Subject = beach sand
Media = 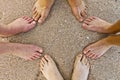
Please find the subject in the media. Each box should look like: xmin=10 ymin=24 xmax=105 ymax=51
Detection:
xmin=0 ymin=0 xmax=120 ymax=80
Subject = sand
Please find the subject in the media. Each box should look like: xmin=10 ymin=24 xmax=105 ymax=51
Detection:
xmin=0 ymin=0 xmax=120 ymax=80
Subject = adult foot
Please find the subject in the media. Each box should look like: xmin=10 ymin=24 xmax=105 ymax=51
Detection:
xmin=40 ymin=55 xmax=64 ymax=80
xmin=0 ymin=16 xmax=36 ymax=37
xmin=83 ymin=38 xmax=112 ymax=59
xmin=68 ymin=0 xmax=87 ymax=22
xmin=32 ymin=0 xmax=54 ymax=24
xmin=0 ymin=42 xmax=43 ymax=60
xmin=82 ymin=16 xmax=112 ymax=33
xmin=72 ymin=54 xmax=90 ymax=80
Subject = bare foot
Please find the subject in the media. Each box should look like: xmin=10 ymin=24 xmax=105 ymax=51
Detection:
xmin=82 ymin=16 xmax=112 ymax=33
xmin=32 ymin=0 xmax=54 ymax=24
xmin=72 ymin=54 xmax=90 ymax=80
xmin=0 ymin=42 xmax=43 ymax=60
xmin=68 ymin=0 xmax=87 ymax=22
xmin=40 ymin=55 xmax=64 ymax=80
xmin=83 ymin=38 xmax=112 ymax=59
xmin=0 ymin=16 xmax=36 ymax=37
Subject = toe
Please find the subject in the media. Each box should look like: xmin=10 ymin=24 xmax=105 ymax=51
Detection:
xmin=81 ymin=55 xmax=88 ymax=65
xmin=44 ymin=55 xmax=53 ymax=62
xmin=35 ymin=47 xmax=43 ymax=53
xmin=82 ymin=23 xmax=89 ymax=29
xmin=40 ymin=60 xmax=44 ymax=69
xmin=32 ymin=56 xmax=39 ymax=59
xmin=88 ymin=16 xmax=96 ymax=20
xmin=81 ymin=11 xmax=87 ymax=18
xmin=38 ymin=9 xmax=49 ymax=24
xmin=30 ymin=57 xmax=35 ymax=60
xmin=86 ymin=52 xmax=92 ymax=57
xmin=40 ymin=59 xmax=45 ymax=66
xmin=42 ymin=57 xmax=48 ymax=64
xmin=83 ymin=47 xmax=90 ymax=54
xmin=76 ymin=53 xmax=83 ymax=63
xmin=84 ymin=20 xmax=91 ymax=25
xmin=35 ymin=52 xmax=41 ymax=57
xmin=28 ymin=18 xmax=34 ymax=23
xmin=22 ymin=21 xmax=36 ymax=32
xmin=32 ymin=6 xmax=36 ymax=12
xmin=72 ymin=8 xmax=83 ymax=22
xmin=33 ymin=12 xmax=39 ymax=21
xmin=85 ymin=18 xmax=92 ymax=22
xmin=92 ymin=55 xmax=97 ymax=59
xmin=89 ymin=53 xmax=95 ymax=58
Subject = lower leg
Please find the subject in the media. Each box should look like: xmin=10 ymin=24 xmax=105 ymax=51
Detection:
xmin=107 ymin=20 xmax=120 ymax=33
xmin=106 ymin=35 xmax=120 ymax=46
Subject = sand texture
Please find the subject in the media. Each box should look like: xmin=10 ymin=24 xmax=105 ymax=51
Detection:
xmin=0 ymin=0 xmax=120 ymax=80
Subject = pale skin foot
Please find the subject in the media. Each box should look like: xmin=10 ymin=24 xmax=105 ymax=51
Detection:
xmin=82 ymin=16 xmax=112 ymax=33
xmin=40 ymin=55 xmax=64 ymax=80
xmin=68 ymin=0 xmax=87 ymax=22
xmin=0 ymin=42 xmax=43 ymax=60
xmin=0 ymin=16 xmax=36 ymax=37
xmin=72 ymin=54 xmax=90 ymax=80
xmin=32 ymin=0 xmax=54 ymax=24
xmin=83 ymin=38 xmax=112 ymax=59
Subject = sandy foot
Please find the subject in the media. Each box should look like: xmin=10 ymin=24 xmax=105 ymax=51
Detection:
xmin=72 ymin=54 xmax=90 ymax=80
xmin=32 ymin=0 xmax=54 ymax=24
xmin=0 ymin=42 xmax=43 ymax=60
xmin=0 ymin=16 xmax=36 ymax=37
xmin=83 ymin=38 xmax=112 ymax=59
xmin=68 ymin=0 xmax=87 ymax=22
xmin=40 ymin=55 xmax=64 ymax=80
xmin=82 ymin=16 xmax=112 ymax=33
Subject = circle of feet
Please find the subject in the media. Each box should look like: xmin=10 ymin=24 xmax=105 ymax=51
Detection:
xmin=0 ymin=0 xmax=120 ymax=80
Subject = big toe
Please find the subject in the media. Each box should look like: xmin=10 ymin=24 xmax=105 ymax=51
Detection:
xmin=38 ymin=10 xmax=48 ymax=24
xmin=23 ymin=21 xmax=36 ymax=32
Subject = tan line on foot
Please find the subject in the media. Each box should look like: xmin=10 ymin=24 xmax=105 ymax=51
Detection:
xmin=72 ymin=53 xmax=90 ymax=80
xmin=40 ymin=55 xmax=64 ymax=80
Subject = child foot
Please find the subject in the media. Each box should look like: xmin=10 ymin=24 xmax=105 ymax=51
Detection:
xmin=40 ymin=55 xmax=64 ymax=80
xmin=68 ymin=0 xmax=87 ymax=22
xmin=72 ymin=54 xmax=90 ymax=80
xmin=82 ymin=16 xmax=112 ymax=33
xmin=32 ymin=0 xmax=54 ymax=24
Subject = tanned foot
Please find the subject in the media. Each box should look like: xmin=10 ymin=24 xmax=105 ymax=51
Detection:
xmin=83 ymin=38 xmax=112 ymax=59
xmin=32 ymin=0 xmax=54 ymax=24
xmin=72 ymin=54 xmax=90 ymax=80
xmin=0 ymin=42 xmax=43 ymax=60
xmin=82 ymin=16 xmax=112 ymax=33
xmin=40 ymin=55 xmax=64 ymax=80
xmin=68 ymin=0 xmax=87 ymax=22
xmin=0 ymin=16 xmax=36 ymax=37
